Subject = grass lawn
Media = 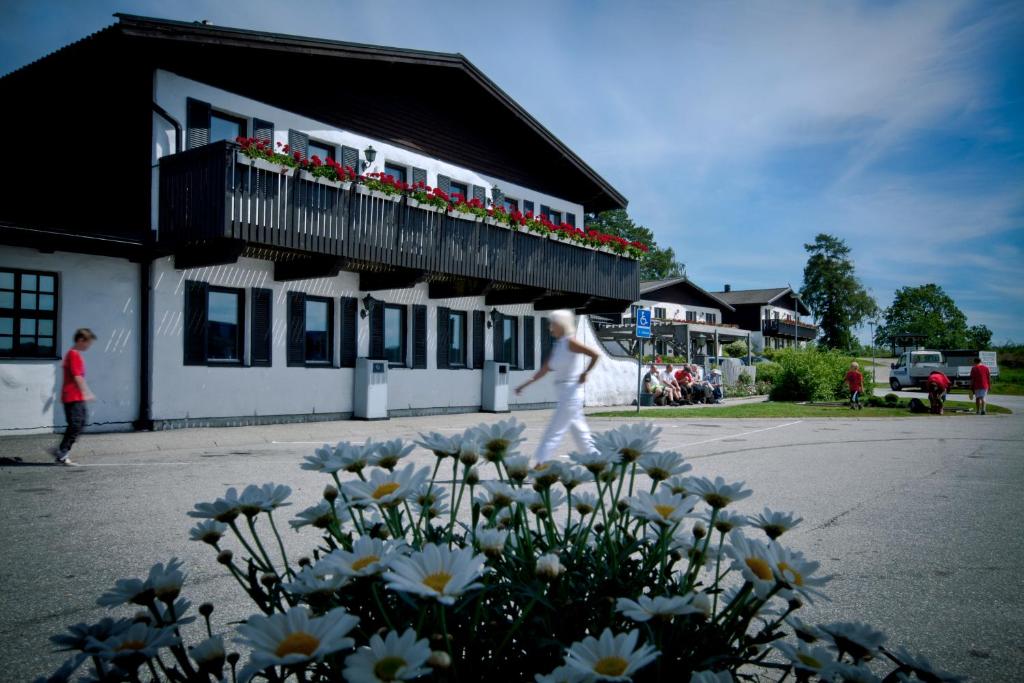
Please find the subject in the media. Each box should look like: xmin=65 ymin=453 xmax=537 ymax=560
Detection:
xmin=991 ymin=367 xmax=1024 ymax=396
xmin=591 ymin=399 xmax=1011 ymax=419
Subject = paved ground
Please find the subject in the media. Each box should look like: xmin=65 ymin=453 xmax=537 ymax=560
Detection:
xmin=1 ymin=396 xmax=1022 ymax=681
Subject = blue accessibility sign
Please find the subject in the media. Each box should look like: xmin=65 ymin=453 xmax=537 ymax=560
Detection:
xmin=635 ymin=309 xmax=652 ymax=338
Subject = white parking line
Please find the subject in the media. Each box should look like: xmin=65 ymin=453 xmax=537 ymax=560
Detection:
xmin=680 ymin=421 xmax=802 ymax=447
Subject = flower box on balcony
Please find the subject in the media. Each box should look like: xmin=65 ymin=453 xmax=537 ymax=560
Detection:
xmin=354 ymin=185 xmax=402 ymax=203
xmin=408 ymin=199 xmax=441 ymax=213
xmin=236 ymin=151 xmax=296 ymax=177
xmin=296 ymin=168 xmax=352 ymax=191
xmin=451 ymin=210 xmax=482 ymax=222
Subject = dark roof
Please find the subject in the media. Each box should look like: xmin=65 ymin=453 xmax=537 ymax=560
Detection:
xmin=712 ymin=286 xmax=811 ymax=314
xmin=2 ymin=14 xmax=626 ymax=213
xmin=639 ymin=277 xmax=735 ymax=312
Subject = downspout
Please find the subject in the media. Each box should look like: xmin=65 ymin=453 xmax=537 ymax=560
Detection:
xmin=133 ymin=103 xmax=182 ymax=430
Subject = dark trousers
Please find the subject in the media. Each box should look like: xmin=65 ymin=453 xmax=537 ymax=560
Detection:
xmin=60 ymin=401 xmax=87 ymax=452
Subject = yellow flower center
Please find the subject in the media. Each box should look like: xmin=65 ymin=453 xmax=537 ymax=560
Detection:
xmin=373 ymin=656 xmax=408 ymax=680
xmin=275 ymin=631 xmax=320 ymax=658
xmin=422 ymin=571 xmax=452 ymax=594
xmin=351 ymin=555 xmax=380 ymax=572
xmin=654 ymin=504 xmax=676 ymax=519
xmin=777 ymin=561 xmax=804 ymax=586
xmin=745 ymin=557 xmax=773 ymax=581
xmin=372 ymin=482 xmax=401 ymax=500
xmin=797 ymin=653 xmax=822 ymax=668
xmin=116 ymin=640 xmax=147 ymax=652
xmin=593 ymin=656 xmax=629 ymax=676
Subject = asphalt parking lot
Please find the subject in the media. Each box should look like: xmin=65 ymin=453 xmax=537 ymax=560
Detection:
xmin=1 ymin=397 xmax=1022 ymax=681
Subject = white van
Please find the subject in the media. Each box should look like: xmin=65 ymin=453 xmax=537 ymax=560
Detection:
xmin=889 ymin=350 xmax=998 ymax=391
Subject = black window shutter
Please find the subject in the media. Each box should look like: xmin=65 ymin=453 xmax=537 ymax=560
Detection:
xmin=523 ymin=199 xmax=535 ymax=215
xmin=523 ymin=316 xmax=536 ymax=370
xmin=411 ymin=167 xmax=427 ymax=187
xmin=369 ymin=303 xmax=385 ymax=359
xmin=412 ymin=304 xmax=427 ymax=369
xmin=253 ymin=118 xmax=274 ymax=145
xmin=288 ymin=130 xmax=309 ymax=159
xmin=183 ymin=280 xmax=209 ymax=365
xmin=540 ymin=316 xmax=553 ymax=364
xmin=436 ymin=306 xmax=450 ymax=370
xmin=186 ymin=98 xmax=211 ymax=150
xmin=339 ymin=297 xmax=358 ymax=368
xmin=471 ymin=185 xmax=487 ymax=205
xmin=341 ymin=146 xmax=360 ymax=173
xmin=287 ymin=292 xmax=306 ymax=366
xmin=251 ymin=288 xmax=273 ymax=367
xmin=472 ymin=310 xmax=485 ymax=369
xmin=436 ymin=175 xmax=452 ymax=195
xmin=566 ymin=213 xmax=576 ymax=227
xmin=492 ymin=312 xmax=504 ymax=363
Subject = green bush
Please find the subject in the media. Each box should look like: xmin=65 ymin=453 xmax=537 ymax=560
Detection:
xmin=866 ymin=396 xmax=885 ymax=407
xmin=755 ymin=361 xmax=781 ymax=386
xmin=762 ymin=347 xmax=777 ymax=360
xmin=768 ymin=348 xmax=875 ymax=402
xmin=737 ymin=369 xmax=753 ymax=386
xmin=724 ymin=340 xmax=748 ymax=358
xmin=884 ymin=392 xmax=899 ymax=405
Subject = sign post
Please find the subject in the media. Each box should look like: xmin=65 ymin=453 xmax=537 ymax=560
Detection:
xmin=635 ymin=309 xmax=651 ymax=413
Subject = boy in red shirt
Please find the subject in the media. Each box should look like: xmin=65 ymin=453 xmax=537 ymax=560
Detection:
xmin=969 ymin=357 xmax=991 ymax=416
xmin=53 ymin=328 xmax=97 ymax=465
xmin=926 ymin=370 xmax=950 ymax=415
xmin=844 ymin=361 xmax=864 ymax=410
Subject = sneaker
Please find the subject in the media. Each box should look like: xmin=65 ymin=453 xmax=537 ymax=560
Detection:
xmin=981 ymin=410 xmax=987 ymax=415
xmin=48 ymin=447 xmax=63 ymax=462
xmin=60 ymin=457 xmax=80 ymax=466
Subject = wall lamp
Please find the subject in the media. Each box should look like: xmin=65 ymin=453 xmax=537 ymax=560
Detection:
xmin=361 ymin=145 xmax=377 ymax=171
xmin=360 ymin=293 xmax=377 ymax=319
xmin=487 ymin=307 xmax=499 ymax=329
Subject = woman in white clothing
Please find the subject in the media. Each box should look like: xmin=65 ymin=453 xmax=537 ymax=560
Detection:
xmin=514 ymin=310 xmax=600 ymax=464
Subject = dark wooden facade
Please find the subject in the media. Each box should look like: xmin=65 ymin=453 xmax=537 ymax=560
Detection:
xmin=762 ymin=318 xmax=818 ymax=340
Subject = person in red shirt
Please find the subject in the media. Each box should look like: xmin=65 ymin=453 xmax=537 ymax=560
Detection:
xmin=53 ymin=328 xmax=97 ymax=465
xmin=969 ymin=357 xmax=992 ymax=415
xmin=844 ymin=362 xmax=864 ymax=410
xmin=926 ymin=370 xmax=950 ymax=415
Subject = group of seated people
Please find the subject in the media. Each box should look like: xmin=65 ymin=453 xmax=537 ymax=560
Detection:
xmin=642 ymin=362 xmax=723 ymax=406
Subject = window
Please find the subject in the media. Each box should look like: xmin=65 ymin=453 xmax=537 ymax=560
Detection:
xmin=384 ymin=304 xmax=406 ymax=366
xmin=308 ymin=139 xmax=336 ymax=162
xmin=210 ymin=111 xmax=247 ymax=144
xmin=305 ymin=297 xmax=332 ymax=364
xmin=206 ymin=288 xmax=243 ymax=362
xmin=503 ymin=197 xmax=519 ymax=212
xmin=384 ymin=163 xmax=407 ymax=183
xmin=449 ymin=181 xmax=469 ymax=201
xmin=501 ymin=316 xmax=518 ymax=367
xmin=685 ymin=310 xmax=696 ymax=322
xmin=654 ymin=307 xmax=667 ymax=320
xmin=0 ymin=269 xmax=58 ymax=358
xmin=773 ymin=311 xmax=780 ymax=320
xmin=707 ymin=313 xmax=717 ymax=324
xmin=448 ymin=310 xmax=467 ymax=367
xmin=540 ymin=205 xmax=561 ymax=224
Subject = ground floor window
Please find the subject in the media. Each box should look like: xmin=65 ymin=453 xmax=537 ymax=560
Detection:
xmin=207 ymin=287 xmax=244 ymax=362
xmin=384 ymin=304 xmax=406 ymax=366
xmin=448 ymin=310 xmax=467 ymax=367
xmin=305 ymin=297 xmax=332 ymax=364
xmin=500 ymin=315 xmax=518 ymax=367
xmin=0 ymin=268 xmax=58 ymax=358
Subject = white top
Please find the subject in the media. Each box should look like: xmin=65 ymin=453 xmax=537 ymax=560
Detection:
xmin=547 ymin=336 xmax=583 ymax=386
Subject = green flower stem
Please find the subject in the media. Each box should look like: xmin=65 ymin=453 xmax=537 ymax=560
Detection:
xmin=541 ymin=489 xmax=559 ymax=546
xmin=371 ymin=583 xmax=396 ymax=631
xmin=417 ymin=458 xmax=446 ymax=535
xmin=403 ymin=499 xmax=422 ymax=545
xmin=332 ymin=473 xmax=366 ymax=536
xmin=494 ymin=597 xmax=537 ymax=660
xmin=712 ymin=531 xmax=726 ymax=616
xmin=227 ymin=520 xmax=271 ymax=573
xmin=246 ymin=516 xmax=278 ymax=576
xmin=267 ymin=513 xmax=293 ymax=579
xmin=447 ymin=458 xmax=459 ymax=531
xmin=628 ymin=461 xmax=638 ymax=498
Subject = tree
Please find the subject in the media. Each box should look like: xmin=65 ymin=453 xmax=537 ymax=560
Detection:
xmin=584 ymin=209 xmax=684 ymax=281
xmin=724 ymin=340 xmax=748 ymax=357
xmin=875 ymin=284 xmax=969 ymax=350
xmin=966 ymin=324 xmax=993 ymax=350
xmin=799 ymin=234 xmax=877 ymax=350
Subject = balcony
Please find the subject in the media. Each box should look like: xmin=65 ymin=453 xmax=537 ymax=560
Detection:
xmin=762 ymin=318 xmax=817 ymax=340
xmin=158 ymin=142 xmax=638 ymax=308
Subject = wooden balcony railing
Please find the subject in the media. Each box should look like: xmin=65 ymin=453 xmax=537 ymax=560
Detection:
xmin=762 ymin=318 xmax=818 ymax=340
xmin=158 ymin=141 xmax=638 ymax=303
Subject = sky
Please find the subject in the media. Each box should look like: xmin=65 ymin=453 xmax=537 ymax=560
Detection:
xmin=2 ymin=0 xmax=1022 ymax=343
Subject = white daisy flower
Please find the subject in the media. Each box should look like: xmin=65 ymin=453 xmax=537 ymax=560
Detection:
xmin=189 ymin=520 xmax=227 ymax=545
xmin=371 ymin=439 xmax=416 ymax=470
xmin=772 ymin=546 xmax=831 ymax=603
xmin=235 ymin=606 xmax=359 ymax=673
xmin=282 ymin=566 xmax=348 ymax=597
xmin=476 ymin=481 xmax=516 ymax=509
xmin=474 ymin=526 xmax=509 ymax=557
xmin=638 ymin=451 xmax=691 ymax=482
xmin=592 ymin=423 xmax=662 ymax=463
xmin=88 ymin=622 xmax=179 ymax=662
xmin=347 ymin=463 xmax=428 ymax=508
xmin=415 ymin=431 xmax=459 ymax=459
xmin=536 ymin=664 xmax=590 ymax=682
xmin=662 ymin=475 xmax=693 ymax=496
xmin=343 ymin=628 xmax=431 ymax=683
xmin=559 ymin=465 xmax=589 ymax=490
xmin=300 ymin=444 xmax=343 ymax=473
xmin=320 ymin=538 xmax=403 ymax=577
xmin=564 ymin=628 xmax=659 ymax=681
xmin=289 ymin=500 xmax=338 ymax=530
xmin=504 ymin=454 xmax=532 ymax=481
xmin=629 ymin=490 xmax=699 ymax=526
xmin=530 ymin=460 xmax=567 ymax=488
xmin=709 ymin=509 xmax=747 ymax=535
xmin=536 ymin=553 xmax=566 ymax=579
xmin=686 ymin=476 xmax=753 ymax=509
xmin=748 ymin=508 xmax=803 ymax=541
xmin=569 ymin=449 xmax=619 ymax=475
xmin=189 ymin=634 xmax=226 ymax=671
xmin=413 ymin=484 xmax=449 ymax=510
xmin=723 ymin=531 xmax=777 ymax=598
xmin=773 ymin=640 xmax=836 ymax=674
xmin=474 ymin=417 xmax=527 ymax=461
xmin=690 ymin=671 xmax=734 ymax=683
xmin=188 ymin=487 xmax=243 ymax=523
xmin=51 ymin=617 xmax=133 ymax=652
xmin=888 ymin=647 xmax=964 ymax=682
xmin=96 ymin=558 xmax=184 ymax=608
xmin=382 ymin=543 xmax=486 ymax=605
xmin=147 ymin=558 xmax=186 ymax=603
xmin=572 ymin=491 xmax=598 ymax=516
xmin=616 ymin=594 xmax=696 ymax=622
xmin=525 ymin=489 xmax=567 ymax=517
xmin=786 ymin=615 xmax=826 ymax=643
xmin=821 ymin=661 xmax=880 ymax=683
xmin=153 ymin=597 xmax=195 ymax=626
xmin=818 ymin=622 xmax=887 ymax=661
xmin=238 ymin=483 xmax=292 ymax=516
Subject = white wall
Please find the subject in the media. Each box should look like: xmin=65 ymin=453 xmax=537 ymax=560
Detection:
xmin=0 ymin=247 xmax=139 ymax=434
xmin=630 ymin=299 xmax=722 ymax=324
xmin=577 ymin=316 xmax=639 ymax=407
xmin=152 ymin=70 xmax=584 ymax=232
xmin=150 ymin=256 xmax=560 ymax=422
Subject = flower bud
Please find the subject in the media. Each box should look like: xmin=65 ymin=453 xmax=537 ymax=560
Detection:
xmin=216 ymin=549 xmax=234 ymax=565
xmin=535 ymin=553 xmax=566 ymax=580
xmin=693 ymin=522 xmax=707 ymax=540
xmin=428 ymin=650 xmax=452 ymax=668
xmin=260 ymin=573 xmax=278 ymax=588
xmin=227 ymin=652 xmax=240 ymax=667
xmin=297 ymin=557 xmax=311 ymax=568
xmin=323 ymin=485 xmax=339 ymax=503
xmin=199 ymin=602 xmax=215 ymax=618
xmin=465 ymin=467 xmax=480 ymax=486
xmin=369 ymin=523 xmax=390 ymax=540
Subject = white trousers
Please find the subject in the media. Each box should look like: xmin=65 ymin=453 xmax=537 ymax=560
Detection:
xmin=534 ymin=388 xmax=594 ymax=463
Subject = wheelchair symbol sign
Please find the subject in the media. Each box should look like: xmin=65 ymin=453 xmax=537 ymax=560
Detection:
xmin=635 ymin=309 xmax=652 ymax=338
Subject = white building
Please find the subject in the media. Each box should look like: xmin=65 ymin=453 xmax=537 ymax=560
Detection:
xmin=0 ymin=15 xmax=639 ymax=434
